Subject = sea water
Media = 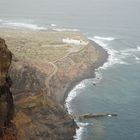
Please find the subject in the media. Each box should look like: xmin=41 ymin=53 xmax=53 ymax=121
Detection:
xmin=0 ymin=0 xmax=140 ymax=139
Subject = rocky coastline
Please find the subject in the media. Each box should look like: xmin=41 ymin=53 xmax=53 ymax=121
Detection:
xmin=0 ymin=28 xmax=108 ymax=140
xmin=63 ymin=40 xmax=108 ymax=105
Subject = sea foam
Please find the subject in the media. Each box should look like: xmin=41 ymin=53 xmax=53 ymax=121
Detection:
xmin=133 ymin=55 xmax=140 ymax=61
xmin=94 ymin=36 xmax=115 ymax=41
xmin=65 ymin=81 xmax=86 ymax=114
xmin=2 ymin=22 xmax=47 ymax=30
xmin=89 ymin=36 xmax=129 ymax=70
xmin=136 ymin=45 xmax=140 ymax=50
xmin=51 ymin=24 xmax=56 ymax=27
xmin=88 ymin=36 xmax=140 ymax=83
xmin=65 ymin=79 xmax=92 ymax=140
xmin=74 ymin=122 xmax=89 ymax=140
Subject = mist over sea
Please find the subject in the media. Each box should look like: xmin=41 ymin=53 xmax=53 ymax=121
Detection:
xmin=0 ymin=0 xmax=140 ymax=139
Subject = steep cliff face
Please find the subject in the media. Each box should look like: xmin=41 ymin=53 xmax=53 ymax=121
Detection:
xmin=0 ymin=38 xmax=16 ymax=140
xmin=14 ymin=94 xmax=77 ymax=140
xmin=0 ymin=38 xmax=77 ymax=140
xmin=9 ymin=61 xmax=77 ymax=140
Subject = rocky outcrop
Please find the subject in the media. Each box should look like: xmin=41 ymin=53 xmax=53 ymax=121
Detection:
xmin=0 ymin=38 xmax=16 ymax=140
xmin=14 ymin=94 xmax=77 ymax=140
xmin=9 ymin=61 xmax=78 ymax=140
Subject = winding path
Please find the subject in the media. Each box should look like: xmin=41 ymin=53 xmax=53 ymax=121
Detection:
xmin=45 ymin=43 xmax=87 ymax=96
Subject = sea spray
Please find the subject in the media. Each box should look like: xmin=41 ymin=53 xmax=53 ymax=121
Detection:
xmin=51 ymin=24 xmax=56 ymax=27
xmin=1 ymin=22 xmax=47 ymax=30
xmin=65 ymin=80 xmax=91 ymax=140
xmin=0 ymin=19 xmax=81 ymax=32
xmin=74 ymin=122 xmax=89 ymax=140
xmin=65 ymin=81 xmax=86 ymax=114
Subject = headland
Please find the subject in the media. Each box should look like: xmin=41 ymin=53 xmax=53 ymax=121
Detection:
xmin=0 ymin=28 xmax=108 ymax=140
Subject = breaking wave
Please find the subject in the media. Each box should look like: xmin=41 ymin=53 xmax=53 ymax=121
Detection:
xmin=89 ymin=35 xmax=140 ymax=83
xmin=88 ymin=36 xmax=140 ymax=70
xmin=0 ymin=19 xmax=80 ymax=32
xmin=65 ymin=81 xmax=86 ymax=114
xmin=51 ymin=24 xmax=56 ymax=27
xmin=74 ymin=122 xmax=89 ymax=140
xmin=1 ymin=22 xmax=47 ymax=30
xmin=94 ymin=36 xmax=115 ymax=41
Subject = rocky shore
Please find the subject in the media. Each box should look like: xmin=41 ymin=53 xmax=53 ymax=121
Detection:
xmin=0 ymin=28 xmax=108 ymax=140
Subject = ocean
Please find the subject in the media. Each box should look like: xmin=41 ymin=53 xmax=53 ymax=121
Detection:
xmin=0 ymin=0 xmax=140 ymax=139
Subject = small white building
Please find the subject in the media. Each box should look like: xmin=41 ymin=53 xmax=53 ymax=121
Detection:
xmin=62 ymin=37 xmax=88 ymax=45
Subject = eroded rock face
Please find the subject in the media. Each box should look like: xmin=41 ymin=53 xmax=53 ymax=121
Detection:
xmin=0 ymin=38 xmax=16 ymax=140
xmin=14 ymin=94 xmax=77 ymax=140
xmin=0 ymin=38 xmax=12 ymax=85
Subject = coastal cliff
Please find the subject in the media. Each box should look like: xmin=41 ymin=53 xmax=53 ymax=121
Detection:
xmin=0 ymin=38 xmax=16 ymax=140
xmin=0 ymin=28 xmax=107 ymax=140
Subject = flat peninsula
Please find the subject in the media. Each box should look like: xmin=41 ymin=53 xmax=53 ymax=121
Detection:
xmin=0 ymin=28 xmax=108 ymax=140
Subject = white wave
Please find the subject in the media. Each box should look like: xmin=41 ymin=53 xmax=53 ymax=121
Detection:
xmin=74 ymin=126 xmax=84 ymax=140
xmin=2 ymin=22 xmax=47 ymax=30
xmin=74 ymin=122 xmax=89 ymax=140
xmin=121 ymin=47 xmax=140 ymax=53
xmin=89 ymin=36 xmax=129 ymax=70
xmin=51 ymin=24 xmax=56 ymax=27
xmin=133 ymin=55 xmax=140 ymax=61
xmin=135 ymin=57 xmax=140 ymax=61
xmin=0 ymin=19 xmax=3 ymax=22
xmin=65 ymin=81 xmax=86 ymax=114
xmin=89 ymin=37 xmax=107 ymax=47
xmin=90 ymin=36 xmax=140 ymax=70
xmin=101 ymin=48 xmax=129 ymax=70
xmin=94 ymin=36 xmax=115 ymax=41
xmin=53 ymin=28 xmax=79 ymax=32
xmin=77 ymin=122 xmax=89 ymax=127
xmin=65 ymin=80 xmax=91 ymax=140
xmin=136 ymin=45 xmax=140 ymax=50
xmin=92 ymin=70 xmax=103 ymax=84
xmin=88 ymin=36 xmax=115 ymax=47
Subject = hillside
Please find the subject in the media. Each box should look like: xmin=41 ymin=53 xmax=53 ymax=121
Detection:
xmin=0 ymin=28 xmax=107 ymax=140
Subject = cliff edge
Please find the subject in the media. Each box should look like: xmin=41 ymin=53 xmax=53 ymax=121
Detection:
xmin=0 ymin=38 xmax=16 ymax=140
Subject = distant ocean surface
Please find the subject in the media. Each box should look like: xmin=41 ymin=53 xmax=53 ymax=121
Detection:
xmin=0 ymin=0 xmax=140 ymax=139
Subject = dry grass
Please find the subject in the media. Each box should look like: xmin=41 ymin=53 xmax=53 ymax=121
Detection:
xmin=0 ymin=28 xmax=87 ymax=62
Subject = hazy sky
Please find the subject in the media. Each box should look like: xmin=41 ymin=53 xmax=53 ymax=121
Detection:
xmin=0 ymin=0 xmax=139 ymax=30
xmin=0 ymin=0 xmax=139 ymax=16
